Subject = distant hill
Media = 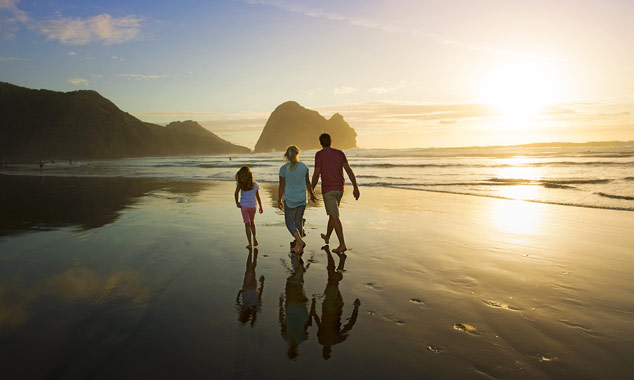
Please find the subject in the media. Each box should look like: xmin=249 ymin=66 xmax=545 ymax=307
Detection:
xmin=254 ymin=101 xmax=357 ymax=153
xmin=0 ymin=82 xmax=250 ymax=160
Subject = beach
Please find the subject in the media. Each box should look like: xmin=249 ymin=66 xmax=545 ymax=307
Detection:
xmin=1 ymin=174 xmax=633 ymax=379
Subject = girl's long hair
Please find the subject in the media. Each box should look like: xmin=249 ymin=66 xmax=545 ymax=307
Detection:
xmin=284 ymin=145 xmax=300 ymax=170
xmin=236 ymin=166 xmax=254 ymax=191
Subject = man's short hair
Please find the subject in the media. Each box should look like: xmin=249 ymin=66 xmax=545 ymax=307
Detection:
xmin=319 ymin=133 xmax=331 ymax=147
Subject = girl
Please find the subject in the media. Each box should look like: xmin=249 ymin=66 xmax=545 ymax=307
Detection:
xmin=235 ymin=166 xmax=263 ymax=248
xmin=277 ymin=145 xmax=317 ymax=254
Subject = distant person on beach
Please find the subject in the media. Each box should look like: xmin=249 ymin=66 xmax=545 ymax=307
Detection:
xmin=235 ymin=166 xmax=263 ymax=248
xmin=39 ymin=160 xmax=44 ymax=171
xmin=310 ymin=245 xmax=360 ymax=359
xmin=278 ymin=145 xmax=317 ymax=254
xmin=311 ymin=133 xmax=360 ymax=253
xmin=69 ymin=158 xmax=73 ymax=165
xmin=236 ymin=248 xmax=265 ymax=326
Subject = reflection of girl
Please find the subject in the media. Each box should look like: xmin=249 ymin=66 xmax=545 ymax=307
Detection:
xmin=279 ymin=254 xmax=312 ymax=359
xmin=236 ymin=248 xmax=264 ymax=326
xmin=277 ymin=146 xmax=317 ymax=254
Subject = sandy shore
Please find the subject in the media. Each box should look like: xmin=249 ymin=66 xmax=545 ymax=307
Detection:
xmin=1 ymin=175 xmax=633 ymax=379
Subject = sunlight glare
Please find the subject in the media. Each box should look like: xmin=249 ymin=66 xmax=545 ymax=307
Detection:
xmin=480 ymin=59 xmax=562 ymax=121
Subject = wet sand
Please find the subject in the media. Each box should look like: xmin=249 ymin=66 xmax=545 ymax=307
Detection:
xmin=1 ymin=175 xmax=633 ymax=379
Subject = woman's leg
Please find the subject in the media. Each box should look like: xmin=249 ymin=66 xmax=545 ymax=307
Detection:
xmin=295 ymin=204 xmax=306 ymax=238
xmin=284 ymin=202 xmax=298 ymax=236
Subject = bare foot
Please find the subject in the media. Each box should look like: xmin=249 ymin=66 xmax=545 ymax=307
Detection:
xmin=320 ymin=233 xmax=330 ymax=244
xmin=332 ymin=246 xmax=347 ymax=254
xmin=246 ymin=244 xmax=252 ymax=249
xmin=253 ymin=238 xmax=259 ymax=247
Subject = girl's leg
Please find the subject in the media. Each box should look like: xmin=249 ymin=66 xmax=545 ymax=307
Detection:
xmin=244 ymin=223 xmax=252 ymax=248
xmin=251 ymin=222 xmax=258 ymax=246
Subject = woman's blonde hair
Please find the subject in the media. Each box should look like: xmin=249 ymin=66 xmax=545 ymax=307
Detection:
xmin=235 ymin=166 xmax=254 ymax=191
xmin=284 ymin=145 xmax=300 ymax=169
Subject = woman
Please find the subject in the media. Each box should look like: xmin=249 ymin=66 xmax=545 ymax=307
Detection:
xmin=277 ymin=145 xmax=317 ymax=254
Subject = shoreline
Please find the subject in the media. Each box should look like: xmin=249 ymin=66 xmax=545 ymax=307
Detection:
xmin=2 ymin=172 xmax=633 ymax=213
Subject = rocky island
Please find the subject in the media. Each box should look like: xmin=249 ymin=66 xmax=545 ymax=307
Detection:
xmin=254 ymin=101 xmax=357 ymax=153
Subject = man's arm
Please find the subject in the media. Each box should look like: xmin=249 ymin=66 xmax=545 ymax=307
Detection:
xmin=343 ymin=162 xmax=360 ymax=200
xmin=311 ymin=166 xmax=321 ymax=191
xmin=305 ymin=172 xmax=317 ymax=202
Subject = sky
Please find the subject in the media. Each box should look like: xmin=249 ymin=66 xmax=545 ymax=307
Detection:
xmin=1 ymin=0 xmax=633 ymax=149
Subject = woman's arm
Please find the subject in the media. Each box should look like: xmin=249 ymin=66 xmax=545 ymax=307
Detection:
xmin=277 ymin=176 xmax=285 ymax=210
xmin=234 ymin=184 xmax=241 ymax=208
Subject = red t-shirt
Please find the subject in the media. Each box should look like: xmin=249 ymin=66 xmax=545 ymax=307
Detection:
xmin=315 ymin=148 xmax=348 ymax=194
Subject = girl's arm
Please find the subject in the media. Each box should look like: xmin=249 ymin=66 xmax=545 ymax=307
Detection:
xmin=277 ymin=176 xmax=285 ymax=210
xmin=305 ymin=172 xmax=317 ymax=202
xmin=234 ymin=184 xmax=241 ymax=208
xmin=256 ymin=190 xmax=263 ymax=213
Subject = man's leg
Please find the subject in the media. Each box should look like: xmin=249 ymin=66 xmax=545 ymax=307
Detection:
xmin=330 ymin=214 xmax=346 ymax=253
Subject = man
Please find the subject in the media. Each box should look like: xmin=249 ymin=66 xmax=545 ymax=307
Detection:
xmin=311 ymin=133 xmax=360 ymax=253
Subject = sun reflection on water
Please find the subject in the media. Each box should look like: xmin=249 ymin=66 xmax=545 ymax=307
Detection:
xmin=492 ymin=198 xmax=543 ymax=235
xmin=491 ymin=161 xmax=545 ymax=234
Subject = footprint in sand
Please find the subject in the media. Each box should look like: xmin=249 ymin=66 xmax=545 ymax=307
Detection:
xmin=364 ymin=282 xmax=383 ymax=291
xmin=426 ymin=345 xmax=443 ymax=353
xmin=453 ymin=323 xmax=480 ymax=335
xmin=537 ymin=353 xmax=558 ymax=362
xmin=367 ymin=310 xmax=405 ymax=325
xmin=410 ymin=298 xmax=426 ymax=306
xmin=482 ymin=299 xmax=522 ymax=311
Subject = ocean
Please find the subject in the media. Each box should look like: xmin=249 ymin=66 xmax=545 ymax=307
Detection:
xmin=3 ymin=143 xmax=633 ymax=211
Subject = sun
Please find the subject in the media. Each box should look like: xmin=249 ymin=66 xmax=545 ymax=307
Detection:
xmin=479 ymin=59 xmax=563 ymax=120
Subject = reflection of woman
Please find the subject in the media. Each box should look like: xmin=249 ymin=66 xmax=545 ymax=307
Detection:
xmin=277 ymin=146 xmax=317 ymax=254
xmin=236 ymin=248 xmax=264 ymax=326
xmin=279 ymin=254 xmax=312 ymax=359
xmin=311 ymin=246 xmax=361 ymax=360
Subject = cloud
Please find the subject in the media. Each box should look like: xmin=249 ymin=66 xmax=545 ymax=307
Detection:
xmin=0 ymin=55 xmax=27 ymax=62
xmin=368 ymin=81 xmax=412 ymax=95
xmin=333 ymin=86 xmax=357 ymax=95
xmin=39 ymin=14 xmax=142 ymax=45
xmin=1 ymin=1 xmax=143 ymax=45
xmin=240 ymin=0 xmax=564 ymax=63
xmin=0 ymin=0 xmax=28 ymax=24
xmin=112 ymin=55 xmax=125 ymax=61
xmin=68 ymin=51 xmax=76 ymax=56
xmin=117 ymin=73 xmax=167 ymax=80
xmin=68 ymin=77 xmax=88 ymax=86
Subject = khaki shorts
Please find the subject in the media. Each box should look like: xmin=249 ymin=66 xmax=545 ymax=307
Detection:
xmin=323 ymin=190 xmax=343 ymax=216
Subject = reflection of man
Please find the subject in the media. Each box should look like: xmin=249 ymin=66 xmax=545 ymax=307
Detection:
xmin=279 ymin=254 xmax=312 ymax=359
xmin=236 ymin=248 xmax=264 ymax=326
xmin=310 ymin=246 xmax=361 ymax=360
xmin=310 ymin=133 xmax=360 ymax=253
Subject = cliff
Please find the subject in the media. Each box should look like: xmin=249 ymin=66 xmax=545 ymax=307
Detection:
xmin=0 ymin=82 xmax=250 ymax=160
xmin=254 ymin=101 xmax=357 ymax=153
